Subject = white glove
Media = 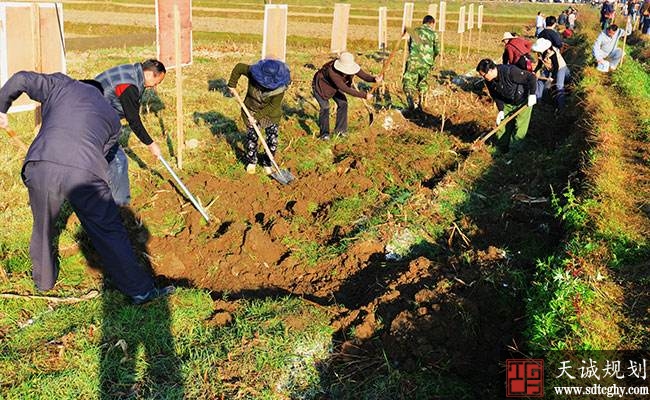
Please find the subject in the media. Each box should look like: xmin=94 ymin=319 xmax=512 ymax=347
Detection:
xmin=496 ymin=111 xmax=505 ymax=126
xmin=528 ymin=94 xmax=537 ymax=107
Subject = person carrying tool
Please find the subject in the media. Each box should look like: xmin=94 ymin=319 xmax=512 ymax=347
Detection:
xmin=94 ymin=59 xmax=166 ymax=206
xmin=592 ymin=24 xmax=624 ymax=72
xmin=501 ymin=32 xmax=534 ymax=72
xmin=402 ymin=15 xmax=439 ymax=112
xmin=228 ymin=58 xmax=291 ymax=175
xmin=312 ymin=52 xmax=381 ymax=140
xmin=476 ymin=59 xmax=537 ymax=153
xmin=532 ymin=38 xmax=570 ymax=112
xmin=0 ymin=71 xmax=173 ymax=304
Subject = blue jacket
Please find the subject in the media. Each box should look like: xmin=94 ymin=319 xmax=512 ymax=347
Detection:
xmin=0 ymin=72 xmax=121 ymax=182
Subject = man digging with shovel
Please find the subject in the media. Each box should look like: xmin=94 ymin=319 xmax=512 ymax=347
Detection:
xmin=94 ymin=59 xmax=167 ymax=206
xmin=312 ymin=52 xmax=382 ymax=140
xmin=0 ymin=71 xmax=173 ymax=304
xmin=228 ymin=58 xmax=291 ymax=177
xmin=402 ymin=15 xmax=440 ymax=113
xmin=476 ymin=58 xmax=537 ymax=154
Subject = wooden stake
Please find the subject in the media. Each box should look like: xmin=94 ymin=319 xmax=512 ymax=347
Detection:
xmin=621 ymin=16 xmax=630 ymax=66
xmin=439 ymin=1 xmax=447 ymax=66
xmin=174 ymin=4 xmax=184 ymax=169
xmin=457 ymin=6 xmax=466 ymax=62
xmin=467 ymin=4 xmax=474 ymax=59
xmin=378 ymin=6 xmax=388 ymax=51
xmin=400 ymin=2 xmax=414 ymax=80
xmin=477 ymin=5 xmax=484 ymax=55
xmin=31 ymin=4 xmax=43 ymax=131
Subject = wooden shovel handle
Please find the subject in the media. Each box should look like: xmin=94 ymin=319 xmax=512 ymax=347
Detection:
xmin=370 ymin=37 xmax=405 ymax=95
xmin=230 ymin=88 xmax=283 ymax=175
xmin=474 ymin=105 xmax=529 ymax=145
xmin=4 ymin=128 xmax=29 ymax=152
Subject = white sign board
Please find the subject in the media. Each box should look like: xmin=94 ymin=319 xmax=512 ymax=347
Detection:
xmin=378 ymin=6 xmax=388 ymax=50
xmin=457 ymin=6 xmax=466 ymax=34
xmin=428 ymin=3 xmax=438 ymax=20
xmin=262 ymin=4 xmax=288 ymax=62
xmin=331 ymin=3 xmax=351 ymax=53
xmin=467 ymin=4 xmax=474 ymax=30
xmin=439 ymin=1 xmax=447 ymax=32
xmin=401 ymin=2 xmax=414 ymax=32
xmin=0 ymin=2 xmax=66 ymax=113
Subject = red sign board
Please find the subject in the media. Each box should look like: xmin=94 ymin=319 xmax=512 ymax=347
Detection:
xmin=156 ymin=0 xmax=192 ymax=68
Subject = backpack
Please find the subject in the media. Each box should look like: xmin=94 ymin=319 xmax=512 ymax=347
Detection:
xmin=518 ymin=54 xmax=534 ymax=72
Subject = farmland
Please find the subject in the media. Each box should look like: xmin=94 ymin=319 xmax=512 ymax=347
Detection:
xmin=1 ymin=1 xmax=649 ymax=399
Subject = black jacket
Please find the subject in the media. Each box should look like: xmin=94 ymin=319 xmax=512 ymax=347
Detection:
xmin=538 ymin=28 xmax=564 ymax=49
xmin=0 ymin=72 xmax=121 ymax=182
xmin=485 ymin=65 xmax=537 ymax=111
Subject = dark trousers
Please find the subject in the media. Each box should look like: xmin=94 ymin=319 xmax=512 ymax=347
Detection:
xmin=313 ymin=85 xmax=348 ymax=136
xmin=246 ymin=124 xmax=279 ymax=167
xmin=22 ymin=161 xmax=154 ymax=297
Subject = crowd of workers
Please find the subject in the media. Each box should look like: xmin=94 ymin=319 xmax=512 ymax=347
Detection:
xmin=0 ymin=3 xmax=636 ymax=303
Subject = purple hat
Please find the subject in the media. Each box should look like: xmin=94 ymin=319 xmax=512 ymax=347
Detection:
xmin=250 ymin=59 xmax=291 ymax=90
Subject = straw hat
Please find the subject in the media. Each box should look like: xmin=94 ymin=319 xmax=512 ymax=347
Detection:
xmin=250 ymin=59 xmax=291 ymax=90
xmin=501 ymin=32 xmax=516 ymax=42
xmin=333 ymin=52 xmax=361 ymax=75
xmin=532 ymin=38 xmax=552 ymax=53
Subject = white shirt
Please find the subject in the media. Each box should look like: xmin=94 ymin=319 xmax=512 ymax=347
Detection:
xmin=592 ymin=30 xmax=623 ymax=60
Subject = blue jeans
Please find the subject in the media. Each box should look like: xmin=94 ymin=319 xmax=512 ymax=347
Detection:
xmin=107 ymin=146 xmax=130 ymax=206
xmin=536 ymin=66 xmax=570 ymax=110
xmin=606 ymin=48 xmax=624 ymax=68
xmin=643 ymin=16 xmax=650 ymax=34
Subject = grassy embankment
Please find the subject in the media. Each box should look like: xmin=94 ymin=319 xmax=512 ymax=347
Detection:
xmin=525 ymin=25 xmax=650 ymax=351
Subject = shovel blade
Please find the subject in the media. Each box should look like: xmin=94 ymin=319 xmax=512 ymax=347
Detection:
xmin=271 ymin=169 xmax=295 ymax=185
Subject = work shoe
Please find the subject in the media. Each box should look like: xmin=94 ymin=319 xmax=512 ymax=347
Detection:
xmin=263 ymin=166 xmax=273 ymax=175
xmin=131 ymin=285 xmax=175 ymax=305
xmin=246 ymin=163 xmax=256 ymax=174
xmin=334 ymin=131 xmax=348 ymax=138
xmin=320 ymin=134 xmax=330 ymax=141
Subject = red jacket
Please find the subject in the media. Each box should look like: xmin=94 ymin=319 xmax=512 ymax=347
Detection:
xmin=502 ymin=37 xmax=533 ymax=66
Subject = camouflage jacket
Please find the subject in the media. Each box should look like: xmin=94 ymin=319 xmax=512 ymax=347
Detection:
xmin=407 ymin=24 xmax=439 ymax=67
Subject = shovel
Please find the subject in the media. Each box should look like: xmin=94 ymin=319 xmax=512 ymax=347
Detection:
xmin=473 ymin=105 xmax=529 ymax=146
xmin=230 ymin=88 xmax=295 ymax=185
xmin=3 ymin=128 xmax=29 ymax=152
xmin=158 ymin=154 xmax=211 ymax=223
